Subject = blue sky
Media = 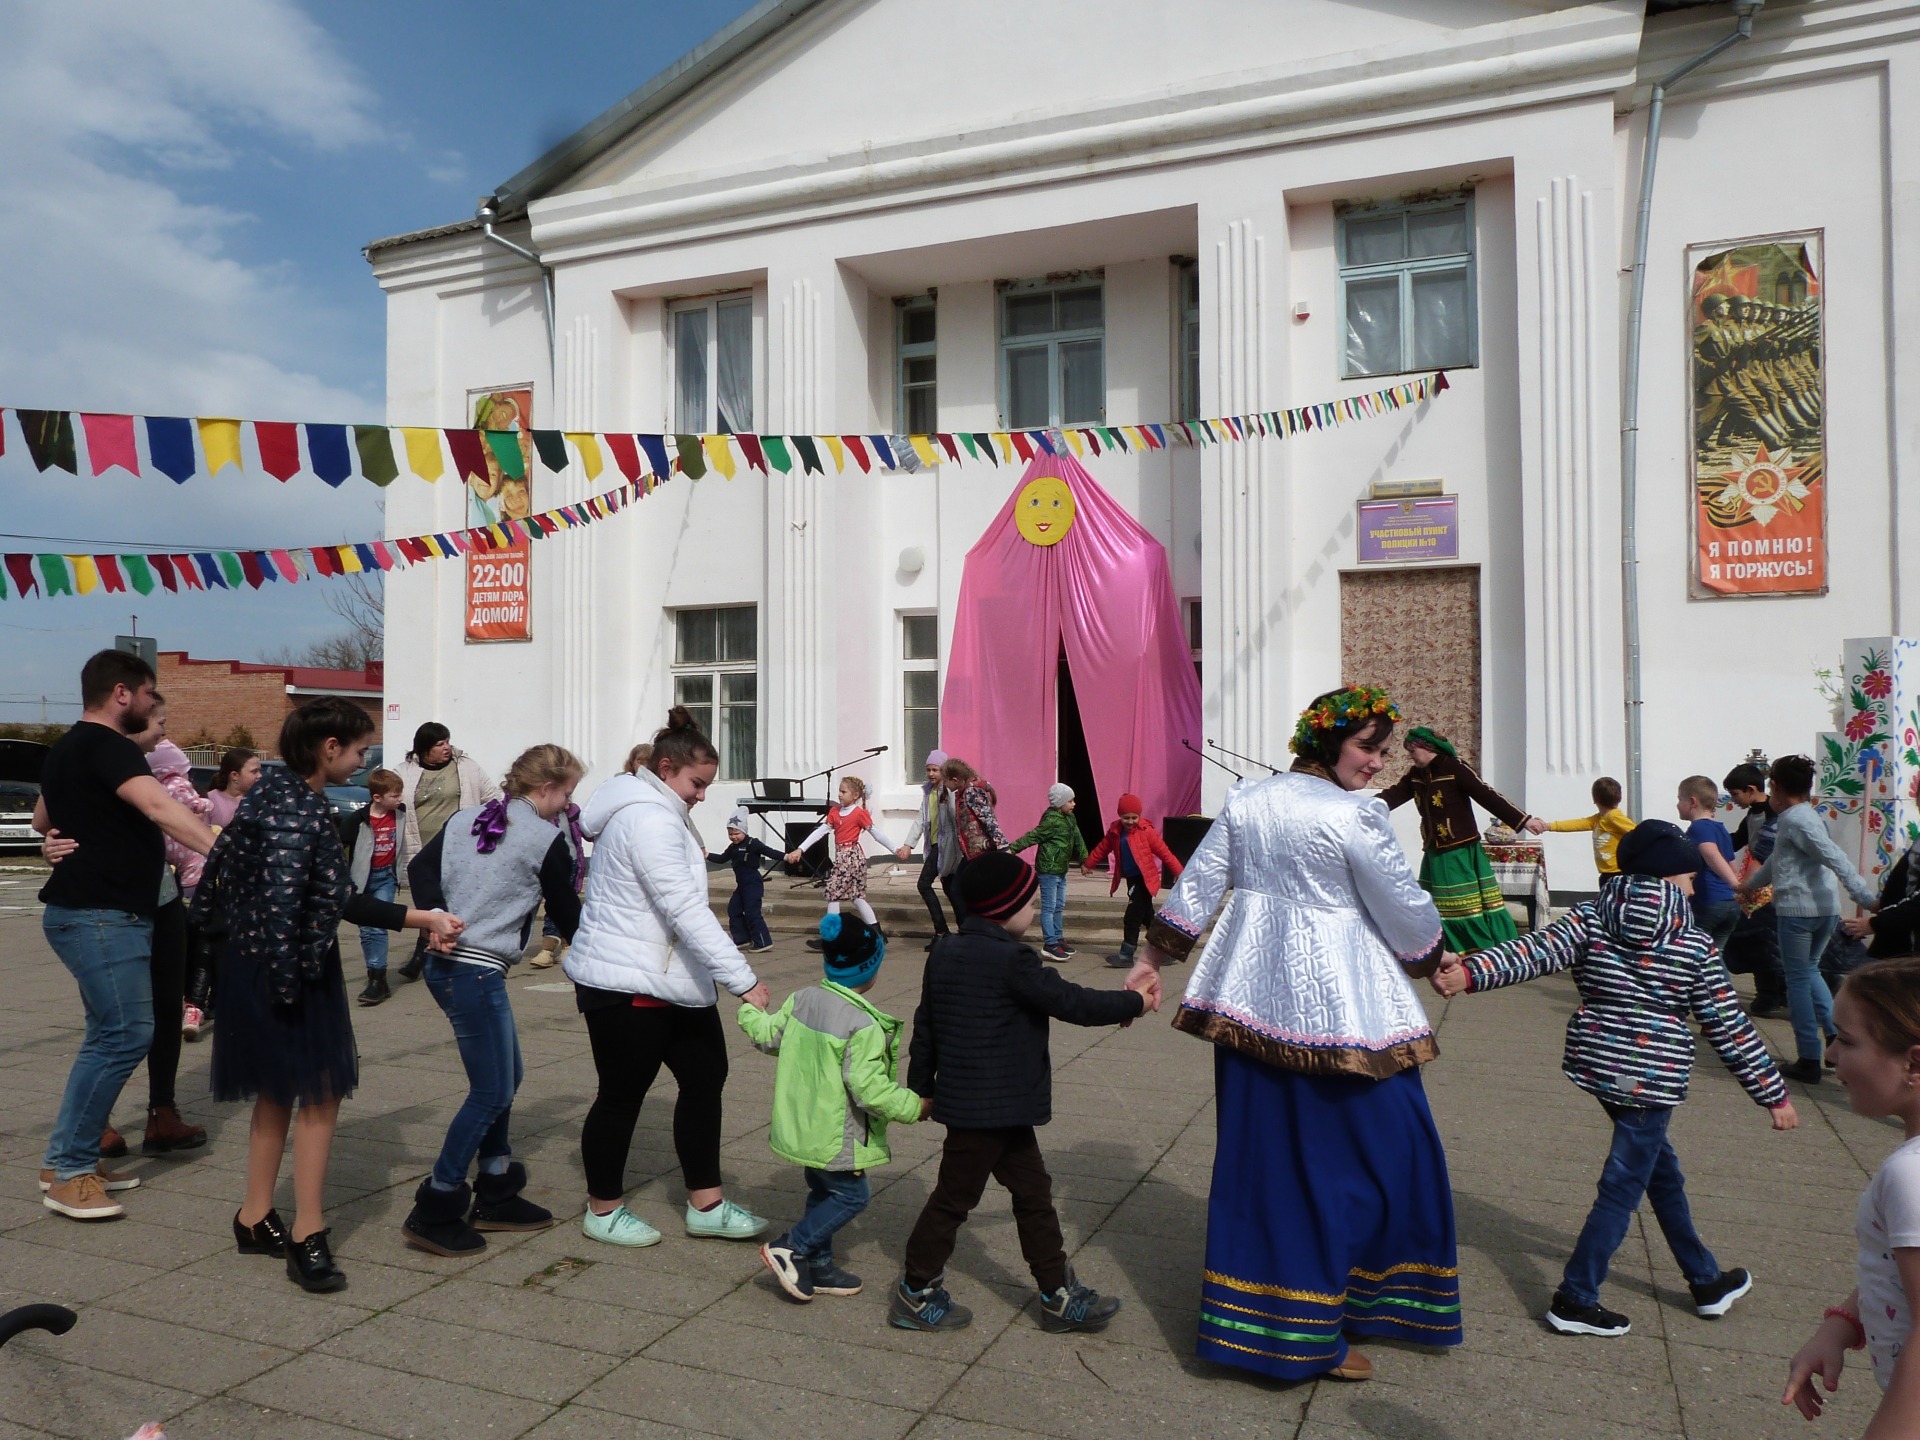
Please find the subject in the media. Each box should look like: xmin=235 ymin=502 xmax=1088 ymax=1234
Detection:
xmin=0 ymin=0 xmax=757 ymax=721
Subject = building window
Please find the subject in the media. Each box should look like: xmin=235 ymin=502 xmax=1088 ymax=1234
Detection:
xmin=670 ymin=293 xmax=754 ymax=433
xmin=897 ymin=296 xmax=937 ymax=434
xmin=999 ymin=277 xmax=1104 ymax=429
xmin=1337 ymin=197 xmax=1476 ymax=379
xmin=1177 ymin=261 xmax=1201 ymax=420
xmin=672 ymin=605 xmax=757 ymax=780
xmin=900 ymin=613 xmax=939 ymax=785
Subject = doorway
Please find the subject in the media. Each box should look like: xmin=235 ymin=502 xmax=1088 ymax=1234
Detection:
xmin=1056 ymin=651 xmax=1103 ymax=848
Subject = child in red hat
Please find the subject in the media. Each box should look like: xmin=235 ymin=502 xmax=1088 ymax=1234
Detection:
xmin=1083 ymin=793 xmax=1182 ymax=969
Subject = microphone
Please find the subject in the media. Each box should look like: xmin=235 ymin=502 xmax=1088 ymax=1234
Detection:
xmin=864 ymin=745 xmax=887 ymax=754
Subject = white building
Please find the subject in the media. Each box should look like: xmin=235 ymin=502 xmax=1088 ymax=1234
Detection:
xmin=367 ymin=0 xmax=1918 ymax=890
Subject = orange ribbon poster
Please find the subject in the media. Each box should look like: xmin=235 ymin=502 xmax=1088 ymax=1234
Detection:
xmin=465 ymin=386 xmax=535 ymax=641
xmin=1688 ymin=232 xmax=1826 ymax=597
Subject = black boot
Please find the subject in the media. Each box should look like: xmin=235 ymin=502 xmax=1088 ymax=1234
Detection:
xmin=471 ymin=1162 xmax=556 ymax=1233
xmin=397 ymin=945 xmax=426 ymax=983
xmin=357 ymin=969 xmax=391 ymax=1007
xmin=285 ymin=1228 xmax=347 ymax=1292
xmin=401 ymin=1179 xmax=486 ymax=1256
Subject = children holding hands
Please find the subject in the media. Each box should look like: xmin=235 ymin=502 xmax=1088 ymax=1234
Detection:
xmin=1784 ymin=957 xmax=1920 ymax=1432
xmin=739 ymin=915 xmax=929 ymax=1303
xmin=1083 ymin=793 xmax=1182 ymax=968
xmin=786 ymin=776 xmax=899 ymax=930
xmin=712 ymin=809 xmax=783 ymax=953
xmin=1433 ymin=818 xmax=1795 ymax=1338
xmin=1545 ymin=776 xmax=1634 ymax=881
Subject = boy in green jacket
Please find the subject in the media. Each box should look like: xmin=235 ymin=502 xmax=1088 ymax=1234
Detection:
xmin=738 ymin=914 xmax=930 ymax=1302
xmin=1011 ymin=783 xmax=1087 ymax=961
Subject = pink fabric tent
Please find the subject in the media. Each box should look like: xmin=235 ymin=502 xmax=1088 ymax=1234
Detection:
xmin=941 ymin=452 xmax=1202 ymax=838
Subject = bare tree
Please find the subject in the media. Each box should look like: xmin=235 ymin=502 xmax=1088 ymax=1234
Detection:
xmin=261 ymin=570 xmax=383 ymax=669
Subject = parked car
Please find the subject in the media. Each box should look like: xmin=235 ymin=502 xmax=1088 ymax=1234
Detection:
xmin=0 ymin=740 xmax=51 ymax=851
xmin=188 ymin=765 xmax=219 ymax=797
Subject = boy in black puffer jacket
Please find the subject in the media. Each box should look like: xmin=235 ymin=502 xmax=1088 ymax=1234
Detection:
xmin=894 ymin=850 xmax=1153 ymax=1334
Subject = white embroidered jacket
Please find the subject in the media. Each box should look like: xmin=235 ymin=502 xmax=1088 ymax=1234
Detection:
xmin=1153 ymin=771 xmax=1445 ymax=1078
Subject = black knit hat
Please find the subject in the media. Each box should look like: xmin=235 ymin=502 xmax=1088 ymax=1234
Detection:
xmin=1617 ymin=819 xmax=1703 ymax=880
xmin=958 ymin=850 xmax=1039 ymax=923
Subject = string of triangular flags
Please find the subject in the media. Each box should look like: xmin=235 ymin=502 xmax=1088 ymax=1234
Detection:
xmin=0 ymin=372 xmax=1447 ymax=487
xmin=0 ymin=472 xmax=654 ymax=602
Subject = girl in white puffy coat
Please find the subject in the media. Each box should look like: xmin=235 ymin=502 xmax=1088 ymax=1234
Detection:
xmin=564 ymin=709 xmax=773 ymax=1250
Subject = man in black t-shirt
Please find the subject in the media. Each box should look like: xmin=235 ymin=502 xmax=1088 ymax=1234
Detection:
xmin=35 ymin=650 xmax=216 ymax=1222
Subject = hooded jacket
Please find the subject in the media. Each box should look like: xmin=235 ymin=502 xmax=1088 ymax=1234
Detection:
xmin=148 ymin=740 xmax=211 ymax=893
xmin=563 ymin=770 xmax=758 ymax=1006
xmin=1461 ymin=875 xmax=1786 ymax=1110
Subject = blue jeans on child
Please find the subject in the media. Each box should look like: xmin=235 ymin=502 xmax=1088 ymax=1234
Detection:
xmin=1561 ymin=1100 xmax=1720 ymax=1307
xmin=1037 ymin=872 xmax=1067 ymax=948
xmin=359 ymin=864 xmax=397 ymax=970
xmin=784 ymin=1167 xmax=871 ymax=1263
xmin=42 ymin=907 xmax=156 ymax=1181
xmin=1777 ymin=913 xmax=1839 ymax=1063
xmin=1692 ymin=899 xmax=1741 ymax=958
xmin=423 ymin=957 xmax=523 ymax=1188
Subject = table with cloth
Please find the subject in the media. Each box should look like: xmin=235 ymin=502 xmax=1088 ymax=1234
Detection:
xmin=1483 ymin=825 xmax=1550 ymax=930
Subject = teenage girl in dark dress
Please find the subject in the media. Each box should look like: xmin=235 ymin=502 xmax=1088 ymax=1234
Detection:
xmin=195 ymin=699 xmax=462 ymax=1292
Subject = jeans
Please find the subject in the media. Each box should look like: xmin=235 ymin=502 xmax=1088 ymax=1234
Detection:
xmin=43 ymin=907 xmax=156 ymax=1180
xmin=1561 ymin=1100 xmax=1720 ymax=1307
xmin=1037 ymin=872 xmax=1067 ymax=948
xmin=1777 ymin=914 xmax=1840 ymax=1063
xmin=727 ymin=875 xmax=772 ymax=950
xmin=423 ymin=958 xmax=523 ymax=1188
xmin=359 ymin=865 xmax=397 ymax=970
xmin=1692 ymin=899 xmax=1742 ymax=958
xmin=784 ymin=1167 xmax=871 ymax=1263
xmin=917 ymin=851 xmax=953 ymax=935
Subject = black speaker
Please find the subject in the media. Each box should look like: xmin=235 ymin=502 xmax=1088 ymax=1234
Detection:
xmin=1161 ymin=815 xmax=1214 ymax=866
xmin=784 ymin=821 xmax=828 ymax=878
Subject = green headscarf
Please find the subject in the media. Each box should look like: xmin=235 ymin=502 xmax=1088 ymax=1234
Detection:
xmin=1405 ymin=726 xmax=1457 ymax=758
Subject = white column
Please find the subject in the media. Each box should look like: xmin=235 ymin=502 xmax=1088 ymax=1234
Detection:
xmin=558 ymin=311 xmax=599 ymax=761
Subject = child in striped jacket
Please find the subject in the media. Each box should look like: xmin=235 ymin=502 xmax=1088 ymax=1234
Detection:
xmin=1433 ymin=818 xmax=1796 ymax=1340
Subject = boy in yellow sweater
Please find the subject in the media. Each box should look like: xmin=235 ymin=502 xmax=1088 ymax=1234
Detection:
xmin=1547 ymin=777 xmax=1635 ymax=881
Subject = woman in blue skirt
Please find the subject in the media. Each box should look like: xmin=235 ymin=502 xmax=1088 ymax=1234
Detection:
xmin=1127 ymin=686 xmax=1461 ymax=1383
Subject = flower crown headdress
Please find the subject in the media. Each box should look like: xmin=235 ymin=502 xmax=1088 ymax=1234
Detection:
xmin=1289 ymin=685 xmax=1402 ymax=757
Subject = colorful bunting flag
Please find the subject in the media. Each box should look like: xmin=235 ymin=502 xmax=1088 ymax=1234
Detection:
xmin=81 ymin=413 xmax=138 ymax=477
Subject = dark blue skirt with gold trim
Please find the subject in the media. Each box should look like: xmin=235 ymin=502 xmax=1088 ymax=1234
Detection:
xmin=1198 ymin=1047 xmax=1462 ymax=1379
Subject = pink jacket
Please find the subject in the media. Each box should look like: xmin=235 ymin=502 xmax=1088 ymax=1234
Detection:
xmin=149 ymin=741 xmax=211 ymax=893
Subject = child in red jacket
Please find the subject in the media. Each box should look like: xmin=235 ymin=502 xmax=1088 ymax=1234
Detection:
xmin=1083 ymin=793 xmax=1182 ymax=969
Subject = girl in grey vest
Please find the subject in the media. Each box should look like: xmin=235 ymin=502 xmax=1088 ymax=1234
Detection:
xmin=402 ymin=744 xmax=586 ymax=1257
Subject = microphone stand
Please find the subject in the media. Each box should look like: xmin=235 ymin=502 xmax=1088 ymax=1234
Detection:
xmin=1183 ymin=738 xmax=1242 ymax=782
xmin=1207 ymin=738 xmax=1281 ymax=775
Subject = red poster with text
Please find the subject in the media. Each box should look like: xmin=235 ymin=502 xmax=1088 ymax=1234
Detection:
xmin=466 ymin=542 xmax=532 ymax=641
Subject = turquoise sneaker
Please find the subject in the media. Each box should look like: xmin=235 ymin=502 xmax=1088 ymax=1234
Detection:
xmin=582 ymin=1204 xmax=661 ymax=1248
xmin=684 ymin=1198 xmax=767 ymax=1240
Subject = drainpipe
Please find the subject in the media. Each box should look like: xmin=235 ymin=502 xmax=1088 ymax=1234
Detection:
xmin=1619 ymin=0 xmax=1761 ymax=818
xmin=476 ymin=199 xmax=556 ymax=376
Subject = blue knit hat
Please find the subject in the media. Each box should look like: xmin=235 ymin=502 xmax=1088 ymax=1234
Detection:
xmin=1617 ymin=819 xmax=1703 ymax=879
xmin=819 ymin=914 xmax=886 ymax=989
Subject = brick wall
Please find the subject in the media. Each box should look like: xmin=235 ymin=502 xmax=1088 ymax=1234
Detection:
xmin=155 ymin=654 xmax=382 ymax=759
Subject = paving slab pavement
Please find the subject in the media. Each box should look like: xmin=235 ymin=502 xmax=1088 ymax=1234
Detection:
xmin=0 ymin=865 xmax=1896 ymax=1438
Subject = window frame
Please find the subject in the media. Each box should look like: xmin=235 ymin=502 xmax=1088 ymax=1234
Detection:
xmin=669 ymin=604 xmax=759 ymax=782
xmin=1335 ymin=194 xmax=1478 ymax=380
xmin=896 ymin=294 xmax=937 ymax=436
xmin=667 ymin=291 xmax=756 ymax=434
xmin=1176 ymin=259 xmax=1201 ymax=420
xmin=997 ymin=274 xmax=1106 ymax=429
xmin=899 ymin=611 xmax=940 ymax=787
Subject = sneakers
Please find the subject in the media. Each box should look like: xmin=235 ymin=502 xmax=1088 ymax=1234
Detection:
xmin=685 ymin=1198 xmax=768 ymax=1241
xmin=1042 ymin=943 xmax=1071 ymax=963
xmin=1105 ymin=945 xmax=1137 ymax=970
xmin=889 ymin=1274 xmax=974 ymax=1331
xmin=42 ymin=1172 xmax=124 ymax=1221
xmin=750 ymin=942 xmax=775 ymax=953
xmin=142 ymin=1105 xmax=207 ymax=1154
xmin=1747 ymin=999 xmax=1786 ymax=1019
xmin=1782 ymin=1058 xmax=1823 ymax=1084
xmin=529 ymin=937 xmax=561 ymax=969
xmin=39 ymin=1163 xmax=140 ymax=1194
xmin=761 ymin=1238 xmax=815 ymax=1302
xmin=810 ymin=1259 xmax=863 ymax=1297
xmin=1546 ymin=1291 xmax=1631 ymax=1337
xmin=1038 ymin=1269 xmax=1122 ymax=1333
xmin=1691 ymin=1267 xmax=1753 ymax=1318
xmin=357 ymin=970 xmax=391 ymax=1007
xmin=582 ymin=1204 xmax=661 ymax=1248
xmin=181 ymin=1002 xmax=207 ymax=1041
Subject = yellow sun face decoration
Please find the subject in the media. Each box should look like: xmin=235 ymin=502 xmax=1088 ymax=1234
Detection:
xmin=1014 ymin=475 xmax=1076 ymax=546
